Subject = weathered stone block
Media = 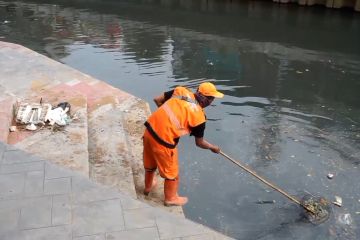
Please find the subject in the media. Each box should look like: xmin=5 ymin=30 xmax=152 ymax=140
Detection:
xmin=52 ymin=194 xmax=71 ymax=225
xmin=123 ymin=207 xmax=156 ymax=229
xmin=0 ymin=172 xmax=25 ymax=199
xmin=0 ymin=161 xmax=44 ymax=174
xmin=105 ymin=228 xmax=159 ymax=240
xmin=44 ymin=177 xmax=71 ymax=195
xmin=24 ymin=171 xmax=44 ymax=197
xmin=19 ymin=196 xmax=52 ymax=229
xmin=72 ymin=199 xmax=124 ymax=237
xmin=3 ymin=150 xmax=39 ymax=164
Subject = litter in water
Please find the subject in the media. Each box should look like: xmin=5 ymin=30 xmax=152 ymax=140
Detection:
xmin=333 ymin=196 xmax=342 ymax=207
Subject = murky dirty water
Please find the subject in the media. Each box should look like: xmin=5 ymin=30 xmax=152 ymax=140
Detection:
xmin=1 ymin=0 xmax=360 ymax=239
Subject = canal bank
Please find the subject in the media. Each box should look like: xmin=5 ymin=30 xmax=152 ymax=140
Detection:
xmin=273 ymin=0 xmax=360 ymax=11
xmin=0 ymin=41 xmax=232 ymax=239
xmin=1 ymin=0 xmax=360 ymax=238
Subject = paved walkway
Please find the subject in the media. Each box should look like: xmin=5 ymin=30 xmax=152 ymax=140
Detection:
xmin=0 ymin=142 xmax=232 ymax=240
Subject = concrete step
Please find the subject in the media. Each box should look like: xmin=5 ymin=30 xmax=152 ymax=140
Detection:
xmin=60 ymin=79 xmax=138 ymax=198
xmin=120 ymin=97 xmax=185 ymax=216
xmin=87 ymin=95 xmax=137 ymax=198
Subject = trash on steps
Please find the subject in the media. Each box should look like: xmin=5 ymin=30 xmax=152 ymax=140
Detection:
xmin=25 ymin=123 xmax=37 ymax=131
xmin=16 ymin=102 xmax=52 ymax=124
xmin=45 ymin=105 xmax=71 ymax=126
xmin=9 ymin=126 xmax=17 ymax=132
xmin=15 ymin=101 xmax=72 ymax=130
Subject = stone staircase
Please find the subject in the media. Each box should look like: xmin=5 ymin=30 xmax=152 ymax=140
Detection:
xmin=0 ymin=41 xmax=184 ymax=216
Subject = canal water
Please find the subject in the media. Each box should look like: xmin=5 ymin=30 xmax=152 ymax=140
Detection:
xmin=1 ymin=0 xmax=359 ymax=239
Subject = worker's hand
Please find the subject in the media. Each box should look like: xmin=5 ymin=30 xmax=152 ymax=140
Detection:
xmin=210 ymin=145 xmax=221 ymax=154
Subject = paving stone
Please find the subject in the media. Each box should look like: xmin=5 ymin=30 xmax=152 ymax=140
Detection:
xmin=2 ymin=225 xmax=72 ymax=240
xmin=120 ymin=193 xmax=150 ymax=210
xmin=0 ymin=208 xmax=20 ymax=233
xmin=44 ymin=177 xmax=71 ymax=195
xmin=24 ymin=171 xmax=44 ymax=197
xmin=106 ymin=227 xmax=160 ymax=240
xmin=52 ymin=194 xmax=71 ymax=225
xmin=45 ymin=162 xmax=76 ymax=179
xmin=180 ymin=233 xmax=215 ymax=240
xmin=0 ymin=161 xmax=44 ymax=174
xmin=124 ymin=207 xmax=156 ymax=229
xmin=72 ymin=176 xmax=123 ymax=204
xmin=155 ymin=211 xmax=207 ymax=239
xmin=5 ymin=144 xmax=19 ymax=152
xmin=0 ymin=142 xmax=5 ymax=161
xmin=19 ymin=196 xmax=52 ymax=229
xmin=3 ymin=150 xmax=40 ymax=164
xmin=0 ymin=198 xmax=22 ymax=211
xmin=71 ymin=175 xmax=99 ymax=192
xmin=0 ymin=172 xmax=25 ymax=199
xmin=73 ymin=234 xmax=106 ymax=240
xmin=72 ymin=199 xmax=124 ymax=237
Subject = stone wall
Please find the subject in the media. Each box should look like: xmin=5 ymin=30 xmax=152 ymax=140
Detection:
xmin=273 ymin=0 xmax=360 ymax=11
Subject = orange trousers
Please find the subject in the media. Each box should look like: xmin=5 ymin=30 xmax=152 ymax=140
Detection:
xmin=143 ymin=129 xmax=179 ymax=179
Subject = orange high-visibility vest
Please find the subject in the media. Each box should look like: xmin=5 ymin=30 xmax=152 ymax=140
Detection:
xmin=146 ymin=86 xmax=206 ymax=148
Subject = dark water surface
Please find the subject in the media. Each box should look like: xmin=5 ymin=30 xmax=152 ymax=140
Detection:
xmin=1 ymin=0 xmax=360 ymax=239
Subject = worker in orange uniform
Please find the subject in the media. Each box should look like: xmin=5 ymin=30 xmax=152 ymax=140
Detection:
xmin=143 ymin=82 xmax=224 ymax=206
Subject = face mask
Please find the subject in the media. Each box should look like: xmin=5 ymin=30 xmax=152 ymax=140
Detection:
xmin=195 ymin=92 xmax=214 ymax=108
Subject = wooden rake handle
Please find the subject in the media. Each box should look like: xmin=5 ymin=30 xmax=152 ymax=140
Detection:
xmin=219 ymin=151 xmax=315 ymax=214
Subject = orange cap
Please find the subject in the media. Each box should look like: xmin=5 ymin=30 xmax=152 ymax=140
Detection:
xmin=198 ymin=82 xmax=224 ymax=98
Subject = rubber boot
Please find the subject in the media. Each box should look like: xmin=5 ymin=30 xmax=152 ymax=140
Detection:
xmin=164 ymin=178 xmax=188 ymax=206
xmin=143 ymin=171 xmax=157 ymax=196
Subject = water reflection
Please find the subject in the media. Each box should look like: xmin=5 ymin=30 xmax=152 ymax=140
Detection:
xmin=1 ymin=0 xmax=360 ymax=239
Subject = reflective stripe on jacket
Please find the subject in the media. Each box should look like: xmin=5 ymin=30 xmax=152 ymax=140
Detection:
xmin=146 ymin=86 xmax=206 ymax=147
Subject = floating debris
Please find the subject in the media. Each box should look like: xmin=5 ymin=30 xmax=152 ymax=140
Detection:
xmin=302 ymin=195 xmax=331 ymax=224
xmin=256 ymin=200 xmax=275 ymax=204
xmin=327 ymin=173 xmax=334 ymax=179
xmin=296 ymin=70 xmax=303 ymax=74
xmin=333 ymin=196 xmax=342 ymax=207
xmin=337 ymin=213 xmax=352 ymax=225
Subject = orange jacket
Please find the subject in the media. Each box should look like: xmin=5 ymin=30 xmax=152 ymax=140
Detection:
xmin=145 ymin=86 xmax=206 ymax=148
